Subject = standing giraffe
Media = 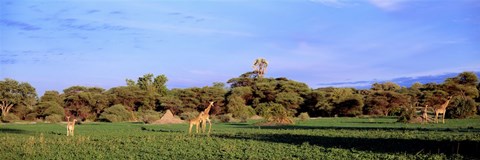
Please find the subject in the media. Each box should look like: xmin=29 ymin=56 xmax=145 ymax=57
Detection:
xmin=421 ymin=105 xmax=432 ymax=124
xmin=188 ymin=112 xmax=204 ymax=134
xmin=66 ymin=116 xmax=77 ymax=136
xmin=435 ymin=96 xmax=453 ymax=124
xmin=200 ymin=102 xmax=214 ymax=134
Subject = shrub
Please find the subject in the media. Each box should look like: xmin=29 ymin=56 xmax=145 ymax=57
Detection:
xmin=99 ymin=104 xmax=131 ymax=122
xmin=298 ymin=112 xmax=310 ymax=121
xmin=44 ymin=102 xmax=64 ymax=116
xmin=137 ymin=110 xmax=162 ymax=124
xmin=25 ymin=113 xmax=38 ymax=121
xmin=1 ymin=114 xmax=20 ymax=122
xmin=84 ymin=114 xmax=97 ymax=122
xmin=397 ymin=107 xmax=416 ymax=123
xmin=45 ymin=114 xmax=63 ymax=123
xmin=448 ymin=97 xmax=477 ymax=119
xmin=256 ymin=102 xmax=294 ymax=124
xmin=179 ymin=111 xmax=199 ymax=120
xmin=218 ymin=114 xmax=233 ymax=123
xmin=227 ymin=96 xmax=255 ymax=122
xmin=333 ymin=96 xmax=364 ymax=117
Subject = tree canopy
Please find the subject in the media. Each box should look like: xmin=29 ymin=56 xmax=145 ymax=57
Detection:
xmin=1 ymin=71 xmax=479 ymax=123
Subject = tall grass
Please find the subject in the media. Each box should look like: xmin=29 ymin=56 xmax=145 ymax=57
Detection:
xmin=1 ymin=117 xmax=479 ymax=159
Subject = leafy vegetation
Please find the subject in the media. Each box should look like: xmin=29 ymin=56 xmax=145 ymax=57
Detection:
xmin=1 ymin=68 xmax=479 ymax=124
xmin=0 ymin=117 xmax=479 ymax=159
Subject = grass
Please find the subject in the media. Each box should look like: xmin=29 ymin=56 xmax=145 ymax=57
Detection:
xmin=1 ymin=117 xmax=479 ymax=159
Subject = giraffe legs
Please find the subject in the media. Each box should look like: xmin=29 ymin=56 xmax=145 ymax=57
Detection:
xmin=207 ymin=119 xmax=212 ymax=134
xmin=189 ymin=123 xmax=193 ymax=134
xmin=442 ymin=113 xmax=445 ymax=124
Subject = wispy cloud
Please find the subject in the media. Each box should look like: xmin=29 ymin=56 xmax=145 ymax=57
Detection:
xmin=0 ymin=52 xmax=17 ymax=65
xmin=309 ymin=0 xmax=349 ymax=8
xmin=368 ymin=0 xmax=409 ymax=11
xmin=317 ymin=71 xmax=480 ymax=89
xmin=116 ymin=19 xmax=254 ymax=37
xmin=109 ymin=11 xmax=123 ymax=15
xmin=58 ymin=18 xmax=127 ymax=31
xmin=86 ymin=9 xmax=100 ymax=14
xmin=0 ymin=19 xmax=41 ymax=30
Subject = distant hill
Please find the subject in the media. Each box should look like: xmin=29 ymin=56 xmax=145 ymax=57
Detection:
xmin=317 ymin=71 xmax=480 ymax=89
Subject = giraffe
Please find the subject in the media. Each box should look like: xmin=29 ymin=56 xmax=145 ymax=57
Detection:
xmin=188 ymin=111 xmax=204 ymax=134
xmin=66 ymin=116 xmax=77 ymax=136
xmin=434 ymin=96 xmax=453 ymax=124
xmin=421 ymin=105 xmax=432 ymax=124
xmin=200 ymin=101 xmax=214 ymax=134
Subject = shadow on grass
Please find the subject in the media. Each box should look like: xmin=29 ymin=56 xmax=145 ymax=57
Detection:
xmin=228 ymin=124 xmax=480 ymax=132
xmin=140 ymin=126 xmax=184 ymax=133
xmin=0 ymin=128 xmax=29 ymax=134
xmin=48 ymin=131 xmax=64 ymax=136
xmin=225 ymin=123 xmax=249 ymax=126
xmin=212 ymin=132 xmax=480 ymax=157
xmin=349 ymin=121 xmax=397 ymax=124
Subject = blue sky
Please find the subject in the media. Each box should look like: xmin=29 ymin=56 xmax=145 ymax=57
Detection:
xmin=1 ymin=0 xmax=479 ymax=95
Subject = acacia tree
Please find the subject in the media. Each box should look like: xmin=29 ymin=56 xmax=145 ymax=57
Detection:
xmin=32 ymin=90 xmax=64 ymax=121
xmin=127 ymin=73 xmax=168 ymax=111
xmin=198 ymin=83 xmax=227 ymax=115
xmin=226 ymin=86 xmax=255 ymax=121
xmin=107 ymin=86 xmax=144 ymax=120
xmin=159 ymin=95 xmax=183 ymax=114
xmin=443 ymin=72 xmax=479 ymax=118
xmin=228 ymin=74 xmax=308 ymax=123
xmin=0 ymin=78 xmax=37 ymax=119
xmin=364 ymin=82 xmax=410 ymax=116
xmin=62 ymin=86 xmax=108 ymax=121
xmin=302 ymin=88 xmax=364 ymax=117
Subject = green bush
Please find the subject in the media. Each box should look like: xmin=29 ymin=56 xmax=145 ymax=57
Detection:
xmin=218 ymin=114 xmax=233 ymax=123
xmin=44 ymin=102 xmax=65 ymax=116
xmin=99 ymin=104 xmax=131 ymax=122
xmin=449 ymin=97 xmax=477 ymax=119
xmin=298 ymin=112 xmax=310 ymax=121
xmin=227 ymin=96 xmax=255 ymax=122
xmin=25 ymin=113 xmax=38 ymax=121
xmin=1 ymin=114 xmax=20 ymax=122
xmin=256 ymin=102 xmax=293 ymax=124
xmin=45 ymin=114 xmax=63 ymax=123
xmin=179 ymin=111 xmax=199 ymax=120
xmin=137 ymin=110 xmax=162 ymax=124
xmin=397 ymin=107 xmax=416 ymax=123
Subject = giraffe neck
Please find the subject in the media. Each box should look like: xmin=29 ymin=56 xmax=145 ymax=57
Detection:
xmin=204 ymin=103 xmax=213 ymax=115
xmin=442 ymin=100 xmax=451 ymax=109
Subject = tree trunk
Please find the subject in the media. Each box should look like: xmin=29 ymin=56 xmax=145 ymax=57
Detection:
xmin=1 ymin=100 xmax=14 ymax=117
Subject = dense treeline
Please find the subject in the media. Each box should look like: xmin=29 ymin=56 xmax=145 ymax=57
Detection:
xmin=1 ymin=71 xmax=479 ymax=123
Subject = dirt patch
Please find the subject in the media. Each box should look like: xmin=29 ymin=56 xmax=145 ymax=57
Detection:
xmin=254 ymin=117 xmax=294 ymax=126
xmin=249 ymin=115 xmax=264 ymax=120
xmin=407 ymin=117 xmax=424 ymax=124
xmin=152 ymin=110 xmax=185 ymax=124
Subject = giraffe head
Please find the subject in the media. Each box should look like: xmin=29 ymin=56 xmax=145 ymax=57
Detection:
xmin=447 ymin=96 xmax=453 ymax=100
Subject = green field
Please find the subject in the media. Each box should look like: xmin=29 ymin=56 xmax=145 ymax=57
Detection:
xmin=1 ymin=117 xmax=480 ymax=159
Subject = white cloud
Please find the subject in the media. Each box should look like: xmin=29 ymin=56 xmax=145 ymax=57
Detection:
xmin=309 ymin=0 xmax=349 ymax=8
xmin=368 ymin=0 xmax=408 ymax=11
